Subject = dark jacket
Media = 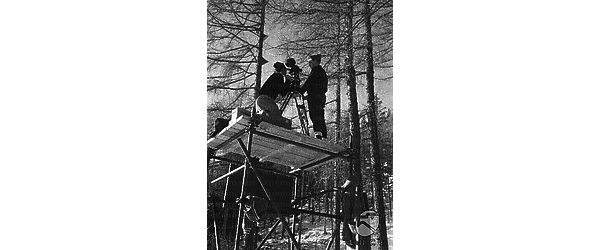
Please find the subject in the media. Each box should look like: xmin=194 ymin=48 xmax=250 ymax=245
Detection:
xmin=300 ymin=65 xmax=328 ymax=95
xmin=258 ymin=72 xmax=291 ymax=100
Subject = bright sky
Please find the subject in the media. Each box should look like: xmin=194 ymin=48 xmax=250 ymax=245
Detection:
xmin=258 ymin=57 xmax=394 ymax=112
xmin=207 ymin=19 xmax=394 ymax=115
xmin=208 ymin=40 xmax=395 ymax=111
xmin=260 ymin=27 xmax=394 ymax=110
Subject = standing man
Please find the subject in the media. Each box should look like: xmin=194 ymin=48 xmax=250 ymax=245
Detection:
xmin=299 ymin=54 xmax=328 ymax=139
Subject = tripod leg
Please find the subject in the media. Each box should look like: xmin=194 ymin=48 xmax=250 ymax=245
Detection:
xmin=294 ymin=96 xmax=310 ymax=136
xmin=294 ymin=97 xmax=304 ymax=134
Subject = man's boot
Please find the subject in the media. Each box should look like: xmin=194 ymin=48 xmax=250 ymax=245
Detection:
xmin=315 ymin=131 xmax=323 ymax=140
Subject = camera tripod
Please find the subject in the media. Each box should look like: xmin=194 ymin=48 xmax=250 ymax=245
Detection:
xmin=280 ymin=90 xmax=311 ymax=136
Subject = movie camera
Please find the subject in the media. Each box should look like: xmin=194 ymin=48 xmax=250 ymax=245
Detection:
xmin=285 ymin=58 xmax=302 ymax=86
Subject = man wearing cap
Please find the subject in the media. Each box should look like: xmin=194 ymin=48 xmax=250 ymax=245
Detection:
xmin=255 ymin=62 xmax=292 ymax=117
xmin=299 ymin=54 xmax=328 ymax=139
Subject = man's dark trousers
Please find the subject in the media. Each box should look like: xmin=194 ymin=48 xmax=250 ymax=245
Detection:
xmin=307 ymin=92 xmax=327 ymax=138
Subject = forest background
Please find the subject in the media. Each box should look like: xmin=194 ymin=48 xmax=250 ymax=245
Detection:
xmin=207 ymin=0 xmax=393 ymax=249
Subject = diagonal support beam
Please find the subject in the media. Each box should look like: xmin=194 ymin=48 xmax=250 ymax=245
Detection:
xmin=254 ymin=219 xmax=281 ymax=250
xmin=207 ymin=149 xmax=215 ymax=184
xmin=209 ymin=155 xmax=244 ymax=165
xmin=211 ymin=198 xmax=221 ymax=250
xmin=249 ymin=165 xmax=302 ymax=250
xmin=209 ymin=165 xmax=245 ymax=184
xmin=213 ymin=127 xmax=248 ymax=150
xmin=254 ymin=165 xmax=301 ymax=178
xmin=325 ymin=233 xmax=336 ymax=250
xmin=233 ymin=118 xmax=257 ymax=250
xmin=237 ymin=138 xmax=255 ymax=166
xmin=292 ymin=188 xmax=337 ymax=204
xmin=237 ymin=138 xmax=302 ymax=250
xmin=233 ymin=165 xmax=249 ymax=250
xmin=291 ymin=154 xmax=343 ymax=174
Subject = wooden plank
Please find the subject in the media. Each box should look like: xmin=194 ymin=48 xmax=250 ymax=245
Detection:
xmin=265 ymin=155 xmax=306 ymax=165
xmin=233 ymin=133 xmax=314 ymax=166
xmin=207 ymin=117 xmax=250 ymax=149
xmin=234 ymin=133 xmax=274 ymax=152
xmin=216 ymin=116 xmax=285 ymax=154
xmin=253 ymin=135 xmax=283 ymax=146
xmin=207 ymin=137 xmax=224 ymax=147
xmin=216 ymin=135 xmax=333 ymax=167
xmin=255 ymin=122 xmax=346 ymax=153
xmin=215 ymin=137 xmax=282 ymax=163
xmin=207 ymin=108 xmax=347 ymax=169
xmin=253 ymin=142 xmax=315 ymax=159
xmin=250 ymin=137 xmax=317 ymax=161
xmin=219 ymin=147 xmax=326 ymax=168
xmin=260 ymin=144 xmax=311 ymax=162
xmin=222 ymin=140 xmax=247 ymax=156
xmin=231 ymin=108 xmax=292 ymax=129
xmin=261 ymin=117 xmax=331 ymax=148
xmin=214 ymin=147 xmax=310 ymax=171
xmin=207 ymin=127 xmax=245 ymax=148
xmin=264 ymin=157 xmax=304 ymax=167
xmin=239 ymin=137 xmax=312 ymax=165
xmin=289 ymin=144 xmax=330 ymax=158
xmin=211 ymin=110 xmax=346 ymax=153
xmin=288 ymin=156 xmax=325 ymax=169
xmin=251 ymin=136 xmax=315 ymax=159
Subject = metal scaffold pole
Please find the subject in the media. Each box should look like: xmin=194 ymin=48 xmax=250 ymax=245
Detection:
xmin=236 ymin=0 xmax=265 ymax=244
xmin=236 ymin=138 xmax=302 ymax=250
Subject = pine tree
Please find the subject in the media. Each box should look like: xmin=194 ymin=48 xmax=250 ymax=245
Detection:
xmin=363 ymin=0 xmax=389 ymax=248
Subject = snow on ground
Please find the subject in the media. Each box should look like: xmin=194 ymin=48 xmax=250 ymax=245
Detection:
xmin=387 ymin=224 xmax=393 ymax=248
xmin=262 ymin=220 xmax=392 ymax=250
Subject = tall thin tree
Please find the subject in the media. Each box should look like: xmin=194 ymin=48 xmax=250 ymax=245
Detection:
xmin=363 ymin=0 xmax=389 ymax=249
xmin=344 ymin=0 xmax=371 ymax=249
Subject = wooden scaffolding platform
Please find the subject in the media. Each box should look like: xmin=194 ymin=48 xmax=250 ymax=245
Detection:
xmin=207 ymin=108 xmax=349 ymax=250
xmin=208 ymin=108 xmax=348 ymax=173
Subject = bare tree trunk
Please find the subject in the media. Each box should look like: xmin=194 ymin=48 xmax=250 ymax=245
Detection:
xmin=333 ymin=71 xmax=343 ymax=247
xmin=363 ymin=0 xmax=389 ymax=249
xmin=388 ymin=189 xmax=392 ymax=223
xmin=243 ymin=1 xmax=265 ymax=249
xmin=345 ymin=0 xmax=360 ymax=182
xmin=333 ymin=4 xmax=344 ymax=249
xmin=206 ymin=148 xmax=214 ymax=197
xmin=325 ymin=177 xmax=329 ymax=234
xmin=345 ymin=0 xmax=370 ymax=249
xmin=254 ymin=0 xmax=266 ymax=98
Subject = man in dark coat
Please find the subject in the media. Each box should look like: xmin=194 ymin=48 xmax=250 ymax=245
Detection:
xmin=299 ymin=54 xmax=328 ymax=139
xmin=337 ymin=175 xmax=359 ymax=247
xmin=256 ymin=62 xmax=291 ymax=117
